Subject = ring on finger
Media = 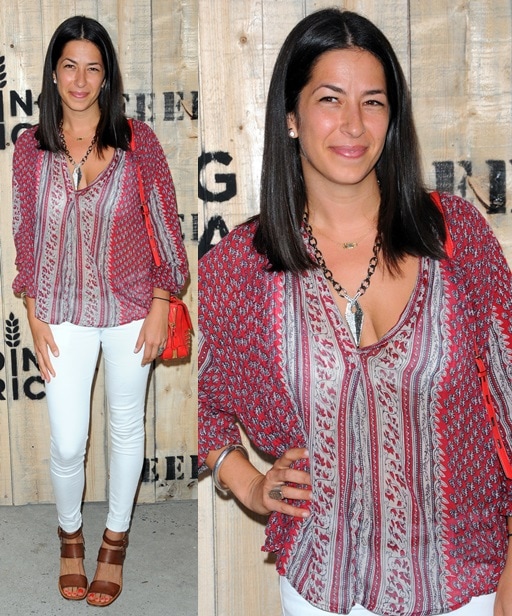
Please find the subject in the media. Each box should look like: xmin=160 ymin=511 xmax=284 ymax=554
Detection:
xmin=269 ymin=486 xmax=284 ymax=501
xmin=157 ymin=346 xmax=165 ymax=355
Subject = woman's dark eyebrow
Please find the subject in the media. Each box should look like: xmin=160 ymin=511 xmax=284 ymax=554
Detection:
xmin=59 ymin=56 xmax=103 ymax=67
xmin=312 ymin=84 xmax=387 ymax=96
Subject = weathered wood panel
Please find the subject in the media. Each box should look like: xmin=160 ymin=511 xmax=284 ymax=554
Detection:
xmin=0 ymin=0 xmax=198 ymax=507
xmin=198 ymin=1 xmax=512 ymax=614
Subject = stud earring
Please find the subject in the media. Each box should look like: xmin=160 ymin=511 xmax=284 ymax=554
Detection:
xmin=288 ymin=129 xmax=296 ymax=138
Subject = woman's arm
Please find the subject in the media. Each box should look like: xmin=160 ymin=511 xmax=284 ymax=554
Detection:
xmin=133 ymin=120 xmax=189 ymax=294
xmin=197 ymin=260 xmax=311 ymax=517
xmin=494 ymin=517 xmax=512 ymax=616
xmin=135 ymin=287 xmax=170 ymax=366
xmin=12 ymin=129 xmax=39 ymax=298
xmin=205 ymin=446 xmax=312 ymax=518
xmin=24 ymin=296 xmax=59 ymax=382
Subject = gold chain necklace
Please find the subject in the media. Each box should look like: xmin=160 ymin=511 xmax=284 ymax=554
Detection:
xmin=59 ymin=123 xmax=98 ymax=190
xmin=316 ymin=225 xmax=375 ymax=250
xmin=304 ymin=213 xmax=381 ymax=347
xmin=340 ymin=227 xmax=374 ymax=249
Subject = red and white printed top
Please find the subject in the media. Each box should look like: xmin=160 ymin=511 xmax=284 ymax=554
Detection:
xmin=12 ymin=119 xmax=188 ymax=327
xmin=199 ymin=193 xmax=512 ymax=615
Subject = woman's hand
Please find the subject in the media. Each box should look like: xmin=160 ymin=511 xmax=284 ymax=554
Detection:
xmin=495 ymin=536 xmax=512 ymax=616
xmin=207 ymin=446 xmax=312 ymax=518
xmin=247 ymin=447 xmax=312 ymax=518
xmin=135 ymin=291 xmax=170 ymax=366
xmin=25 ymin=297 xmax=59 ymax=382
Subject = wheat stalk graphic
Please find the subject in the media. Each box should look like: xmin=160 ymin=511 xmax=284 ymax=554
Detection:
xmin=5 ymin=313 xmax=21 ymax=348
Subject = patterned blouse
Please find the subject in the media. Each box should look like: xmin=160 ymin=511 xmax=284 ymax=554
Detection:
xmin=199 ymin=194 xmax=512 ymax=615
xmin=12 ymin=120 xmax=188 ymax=327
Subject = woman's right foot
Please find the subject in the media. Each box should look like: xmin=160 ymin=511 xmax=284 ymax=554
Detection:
xmin=58 ymin=526 xmax=88 ymax=600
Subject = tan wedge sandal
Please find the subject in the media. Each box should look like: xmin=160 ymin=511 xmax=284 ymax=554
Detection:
xmin=57 ymin=526 xmax=88 ymax=600
xmin=86 ymin=530 xmax=129 ymax=607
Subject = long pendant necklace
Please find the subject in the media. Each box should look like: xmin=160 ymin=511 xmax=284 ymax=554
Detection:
xmin=303 ymin=213 xmax=381 ymax=348
xmin=59 ymin=124 xmax=98 ymax=190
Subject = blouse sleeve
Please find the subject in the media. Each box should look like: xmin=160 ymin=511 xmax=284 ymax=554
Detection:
xmin=444 ymin=194 xmax=512 ymax=503
xmin=198 ymin=329 xmax=242 ymax=471
xmin=480 ymin=215 xmax=512 ymax=504
xmin=12 ymin=128 xmax=40 ymax=297
xmin=132 ymin=120 xmax=189 ymax=294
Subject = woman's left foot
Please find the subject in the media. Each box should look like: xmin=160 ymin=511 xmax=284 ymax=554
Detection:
xmin=86 ymin=529 xmax=128 ymax=607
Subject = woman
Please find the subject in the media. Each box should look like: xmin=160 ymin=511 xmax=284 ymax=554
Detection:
xmin=12 ymin=16 xmax=188 ymax=607
xmin=199 ymin=9 xmax=512 ymax=616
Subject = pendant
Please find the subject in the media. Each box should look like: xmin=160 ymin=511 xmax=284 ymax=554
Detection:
xmin=342 ymin=242 xmax=358 ymax=249
xmin=72 ymin=166 xmax=82 ymax=191
xmin=345 ymin=299 xmax=364 ymax=347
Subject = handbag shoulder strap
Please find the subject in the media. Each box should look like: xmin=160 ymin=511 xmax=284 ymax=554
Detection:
xmin=129 ymin=119 xmax=162 ymax=267
xmin=430 ymin=191 xmax=454 ymax=258
xmin=430 ymin=191 xmax=512 ymax=478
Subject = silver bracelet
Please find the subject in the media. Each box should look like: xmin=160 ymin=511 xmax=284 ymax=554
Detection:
xmin=212 ymin=444 xmax=249 ymax=495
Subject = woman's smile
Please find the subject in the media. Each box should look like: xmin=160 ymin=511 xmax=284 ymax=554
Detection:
xmin=329 ymin=145 xmax=369 ymax=158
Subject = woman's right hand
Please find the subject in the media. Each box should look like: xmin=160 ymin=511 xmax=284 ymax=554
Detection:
xmin=247 ymin=447 xmax=312 ymax=518
xmin=207 ymin=445 xmax=312 ymax=518
xmin=25 ymin=297 xmax=59 ymax=382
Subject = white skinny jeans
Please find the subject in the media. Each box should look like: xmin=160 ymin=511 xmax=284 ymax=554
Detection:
xmin=280 ymin=577 xmax=496 ymax=616
xmin=45 ymin=320 xmax=150 ymax=534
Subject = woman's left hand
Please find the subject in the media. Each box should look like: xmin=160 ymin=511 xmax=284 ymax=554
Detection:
xmin=495 ymin=540 xmax=512 ymax=615
xmin=135 ymin=294 xmax=169 ymax=366
xmin=495 ymin=576 xmax=512 ymax=615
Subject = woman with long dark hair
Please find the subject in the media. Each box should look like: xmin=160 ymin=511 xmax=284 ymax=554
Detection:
xmin=199 ymin=9 xmax=512 ymax=615
xmin=12 ymin=15 xmax=188 ymax=607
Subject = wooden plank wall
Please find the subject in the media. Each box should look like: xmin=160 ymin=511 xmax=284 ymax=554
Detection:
xmin=0 ymin=0 xmax=198 ymax=507
xmin=198 ymin=0 xmax=512 ymax=614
